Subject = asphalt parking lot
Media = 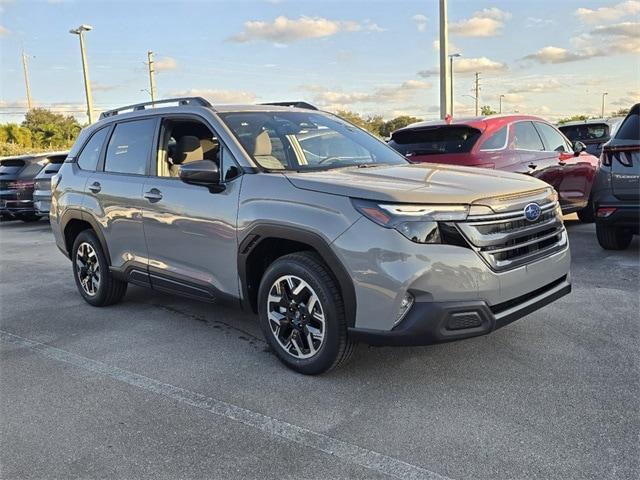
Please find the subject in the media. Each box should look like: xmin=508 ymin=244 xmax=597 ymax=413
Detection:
xmin=1 ymin=216 xmax=638 ymax=480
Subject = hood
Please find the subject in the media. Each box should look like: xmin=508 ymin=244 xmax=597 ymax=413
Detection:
xmin=284 ymin=163 xmax=548 ymax=205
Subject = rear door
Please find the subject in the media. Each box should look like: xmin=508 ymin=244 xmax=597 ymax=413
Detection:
xmin=85 ymin=117 xmax=158 ymax=276
xmin=609 ymin=106 xmax=640 ymax=200
xmin=534 ymin=121 xmax=595 ymax=211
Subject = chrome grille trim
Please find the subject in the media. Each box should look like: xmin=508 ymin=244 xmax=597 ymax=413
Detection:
xmin=456 ymin=200 xmax=567 ymax=271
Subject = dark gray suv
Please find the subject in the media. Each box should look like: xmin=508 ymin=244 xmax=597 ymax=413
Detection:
xmin=50 ymin=98 xmax=571 ymax=374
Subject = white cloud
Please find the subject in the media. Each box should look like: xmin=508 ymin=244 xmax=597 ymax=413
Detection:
xmin=305 ymin=80 xmax=431 ymax=108
xmin=418 ymin=56 xmax=507 ymax=76
xmin=432 ymin=39 xmax=461 ymax=54
xmin=450 ymin=8 xmax=511 ymax=37
xmin=155 ymin=56 xmax=177 ymax=72
xmin=508 ymin=79 xmax=563 ymax=94
xmin=169 ymin=88 xmax=257 ymax=104
xmin=591 ymin=21 xmax=640 ymax=37
xmin=412 ymin=14 xmax=428 ymax=32
xmin=523 ymin=46 xmax=606 ymax=64
xmin=228 ymin=16 xmax=383 ymax=44
xmin=91 ymin=83 xmax=119 ymax=92
xmin=0 ymin=25 xmax=9 ymax=37
xmin=575 ymin=0 xmax=640 ymax=23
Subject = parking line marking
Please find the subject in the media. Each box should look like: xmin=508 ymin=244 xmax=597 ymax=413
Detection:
xmin=1 ymin=330 xmax=452 ymax=480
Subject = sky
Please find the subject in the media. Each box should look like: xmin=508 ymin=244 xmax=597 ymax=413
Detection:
xmin=0 ymin=0 xmax=639 ymax=123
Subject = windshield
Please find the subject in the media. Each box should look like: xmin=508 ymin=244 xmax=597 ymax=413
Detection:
xmin=559 ymin=123 xmax=609 ymax=142
xmin=219 ymin=111 xmax=408 ymax=171
xmin=388 ymin=126 xmax=482 ymax=156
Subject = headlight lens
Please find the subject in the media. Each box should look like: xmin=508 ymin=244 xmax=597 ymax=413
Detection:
xmin=352 ymin=199 xmax=469 ymax=244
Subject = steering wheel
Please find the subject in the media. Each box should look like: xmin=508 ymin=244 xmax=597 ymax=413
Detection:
xmin=318 ymin=156 xmax=342 ymax=165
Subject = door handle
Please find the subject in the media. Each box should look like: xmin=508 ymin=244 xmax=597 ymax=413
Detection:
xmin=144 ymin=188 xmax=163 ymax=202
xmin=88 ymin=181 xmax=101 ymax=193
xmin=558 ymin=160 xmax=566 ymax=166
xmin=528 ymin=163 xmax=537 ymax=169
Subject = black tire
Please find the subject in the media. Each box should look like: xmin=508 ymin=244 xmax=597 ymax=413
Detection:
xmin=71 ymin=229 xmax=127 ymax=306
xmin=596 ymin=222 xmax=633 ymax=250
xmin=18 ymin=214 xmax=41 ymax=222
xmin=257 ymin=252 xmax=356 ymax=375
xmin=577 ymin=197 xmax=595 ymax=223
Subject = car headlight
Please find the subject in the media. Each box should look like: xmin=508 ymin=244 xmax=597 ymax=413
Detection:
xmin=352 ymin=199 xmax=469 ymax=244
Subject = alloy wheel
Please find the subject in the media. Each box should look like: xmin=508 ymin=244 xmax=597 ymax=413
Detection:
xmin=266 ymin=275 xmax=326 ymax=359
xmin=75 ymin=242 xmax=101 ymax=296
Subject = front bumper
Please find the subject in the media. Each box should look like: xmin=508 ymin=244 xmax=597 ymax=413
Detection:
xmin=349 ymin=275 xmax=571 ymax=346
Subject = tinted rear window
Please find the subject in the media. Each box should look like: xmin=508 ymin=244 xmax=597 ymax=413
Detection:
xmin=615 ymin=107 xmax=639 ymax=141
xmin=389 ymin=126 xmax=481 ymax=155
xmin=559 ymin=124 xmax=609 ymax=142
xmin=0 ymin=159 xmax=26 ymax=174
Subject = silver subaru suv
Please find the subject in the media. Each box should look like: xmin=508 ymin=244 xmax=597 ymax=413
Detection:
xmin=50 ymin=98 xmax=571 ymax=374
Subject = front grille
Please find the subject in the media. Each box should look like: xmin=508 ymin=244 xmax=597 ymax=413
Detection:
xmin=0 ymin=180 xmax=12 ymax=190
xmin=456 ymin=200 xmax=567 ymax=271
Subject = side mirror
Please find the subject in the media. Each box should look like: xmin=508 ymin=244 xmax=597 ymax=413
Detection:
xmin=178 ymin=160 xmax=223 ymax=191
xmin=573 ymin=141 xmax=587 ymax=156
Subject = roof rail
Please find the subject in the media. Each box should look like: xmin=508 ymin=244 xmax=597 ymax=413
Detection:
xmin=99 ymin=97 xmax=213 ymax=119
xmin=260 ymin=101 xmax=318 ymax=111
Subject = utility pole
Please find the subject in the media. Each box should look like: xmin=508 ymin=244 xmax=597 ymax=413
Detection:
xmin=439 ymin=0 xmax=451 ymax=119
xmin=499 ymin=94 xmax=505 ymax=114
xmin=601 ymin=92 xmax=608 ymax=118
xmin=21 ymin=50 xmax=33 ymax=111
xmin=69 ymin=24 xmax=95 ymax=124
xmin=474 ymin=72 xmax=480 ymax=116
xmin=147 ymin=50 xmax=157 ymax=104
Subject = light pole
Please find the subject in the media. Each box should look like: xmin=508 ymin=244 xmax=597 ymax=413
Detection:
xmin=439 ymin=0 xmax=450 ymax=119
xmin=448 ymin=53 xmax=461 ymax=116
xmin=69 ymin=24 xmax=95 ymax=124
xmin=499 ymin=94 xmax=505 ymax=114
xmin=601 ymin=92 xmax=608 ymax=118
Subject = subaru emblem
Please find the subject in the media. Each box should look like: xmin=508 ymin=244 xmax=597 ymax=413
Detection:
xmin=524 ymin=203 xmax=541 ymax=222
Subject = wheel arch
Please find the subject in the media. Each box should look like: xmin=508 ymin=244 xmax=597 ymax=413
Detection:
xmin=61 ymin=210 xmax=111 ymax=266
xmin=238 ymin=224 xmax=357 ymax=327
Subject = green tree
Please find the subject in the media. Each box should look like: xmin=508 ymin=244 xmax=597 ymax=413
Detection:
xmin=380 ymin=116 xmax=422 ymax=138
xmin=481 ymin=105 xmax=497 ymax=116
xmin=21 ymin=108 xmax=81 ymax=148
xmin=557 ymin=114 xmax=590 ymax=125
xmin=611 ymin=108 xmax=630 ymax=117
xmin=1 ymin=123 xmax=32 ymax=147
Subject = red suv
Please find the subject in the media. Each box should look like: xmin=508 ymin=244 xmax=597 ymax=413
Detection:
xmin=388 ymin=115 xmax=599 ymax=222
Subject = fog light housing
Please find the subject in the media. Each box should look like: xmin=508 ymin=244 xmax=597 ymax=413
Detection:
xmin=394 ymin=292 xmax=414 ymax=327
xmin=596 ymin=207 xmax=617 ymax=218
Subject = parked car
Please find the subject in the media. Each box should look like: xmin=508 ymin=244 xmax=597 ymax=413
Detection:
xmin=0 ymin=152 xmax=67 ymax=222
xmin=388 ymin=115 xmax=599 ymax=222
xmin=558 ymin=117 xmax=625 ymax=157
xmin=50 ymin=98 xmax=571 ymax=375
xmin=33 ymin=153 xmax=68 ymax=216
xmin=592 ymin=104 xmax=639 ymax=250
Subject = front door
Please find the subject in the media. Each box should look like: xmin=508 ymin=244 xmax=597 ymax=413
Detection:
xmin=141 ymin=117 xmax=242 ymax=300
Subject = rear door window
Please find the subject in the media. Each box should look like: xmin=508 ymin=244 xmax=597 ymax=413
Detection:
xmin=534 ymin=122 xmax=572 ymax=152
xmin=513 ymin=121 xmax=544 ymax=151
xmin=105 ymin=118 xmax=156 ymax=175
xmin=615 ymin=108 xmax=639 ymax=141
xmin=77 ymin=127 xmax=110 ymax=171
xmin=389 ymin=126 xmax=481 ymax=155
